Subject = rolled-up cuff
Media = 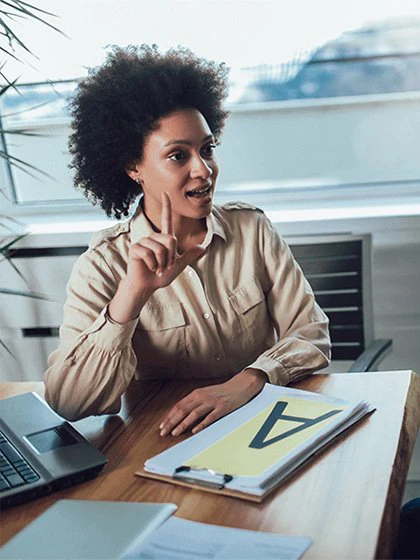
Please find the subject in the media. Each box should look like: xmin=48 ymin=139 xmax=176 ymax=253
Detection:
xmin=85 ymin=306 xmax=138 ymax=351
xmin=247 ymin=355 xmax=289 ymax=386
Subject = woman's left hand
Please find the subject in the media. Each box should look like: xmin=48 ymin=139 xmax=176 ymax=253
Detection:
xmin=159 ymin=369 xmax=267 ymax=436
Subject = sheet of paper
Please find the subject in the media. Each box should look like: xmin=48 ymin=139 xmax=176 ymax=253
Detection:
xmin=142 ymin=383 xmax=367 ymax=495
xmin=122 ymin=517 xmax=311 ymax=560
xmin=145 ymin=384 xmax=355 ymax=476
xmin=185 ymin=397 xmax=348 ymax=476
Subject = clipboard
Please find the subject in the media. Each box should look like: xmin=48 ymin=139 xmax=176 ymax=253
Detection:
xmin=136 ymin=384 xmax=374 ymax=502
xmin=136 ymin=466 xmax=264 ymax=502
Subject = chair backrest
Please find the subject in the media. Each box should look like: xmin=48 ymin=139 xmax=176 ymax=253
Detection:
xmin=285 ymin=233 xmax=374 ymax=364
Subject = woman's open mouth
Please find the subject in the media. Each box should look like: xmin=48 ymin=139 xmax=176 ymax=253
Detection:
xmin=186 ymin=184 xmax=212 ymax=198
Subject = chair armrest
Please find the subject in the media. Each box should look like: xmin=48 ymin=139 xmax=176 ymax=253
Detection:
xmin=348 ymin=339 xmax=393 ymax=372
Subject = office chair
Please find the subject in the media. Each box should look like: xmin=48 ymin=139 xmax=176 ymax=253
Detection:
xmin=286 ymin=233 xmax=392 ymax=373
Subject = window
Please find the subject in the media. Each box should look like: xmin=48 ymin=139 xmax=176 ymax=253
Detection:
xmin=232 ymin=19 xmax=420 ymax=103
xmin=1 ymin=1 xmax=420 ymax=218
xmin=1 ymin=81 xmax=83 ymax=206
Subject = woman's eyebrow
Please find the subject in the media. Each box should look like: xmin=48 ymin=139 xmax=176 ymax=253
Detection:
xmin=163 ymin=134 xmax=214 ymax=148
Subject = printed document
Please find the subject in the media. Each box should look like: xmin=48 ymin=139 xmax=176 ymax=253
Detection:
xmin=122 ymin=517 xmax=311 ymax=560
xmin=142 ymin=383 xmax=373 ymax=498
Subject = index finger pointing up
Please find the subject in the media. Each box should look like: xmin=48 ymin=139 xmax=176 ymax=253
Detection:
xmin=161 ymin=192 xmax=173 ymax=235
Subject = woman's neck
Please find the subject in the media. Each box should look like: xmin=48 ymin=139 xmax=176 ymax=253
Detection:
xmin=141 ymin=199 xmax=207 ymax=251
xmin=176 ymin=220 xmax=207 ymax=253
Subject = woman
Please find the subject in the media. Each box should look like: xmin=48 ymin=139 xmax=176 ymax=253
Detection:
xmin=44 ymin=45 xmax=331 ymax=434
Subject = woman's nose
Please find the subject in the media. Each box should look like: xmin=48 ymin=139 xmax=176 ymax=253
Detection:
xmin=190 ymin=155 xmax=213 ymax=179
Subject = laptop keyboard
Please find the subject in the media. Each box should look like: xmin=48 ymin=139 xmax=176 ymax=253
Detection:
xmin=0 ymin=429 xmax=40 ymax=491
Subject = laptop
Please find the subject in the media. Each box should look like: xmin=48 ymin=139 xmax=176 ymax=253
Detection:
xmin=0 ymin=392 xmax=107 ymax=507
xmin=0 ymin=500 xmax=178 ymax=559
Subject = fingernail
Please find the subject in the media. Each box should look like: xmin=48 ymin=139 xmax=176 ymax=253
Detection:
xmin=156 ymin=270 xmax=163 ymax=277
xmin=160 ymin=429 xmax=167 ymax=437
xmin=159 ymin=423 xmax=164 ymax=429
xmin=172 ymin=428 xmax=179 ymax=436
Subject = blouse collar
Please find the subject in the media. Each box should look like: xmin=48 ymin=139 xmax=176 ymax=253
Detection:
xmin=129 ymin=199 xmax=227 ymax=246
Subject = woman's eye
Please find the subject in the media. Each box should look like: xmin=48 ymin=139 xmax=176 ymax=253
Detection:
xmin=169 ymin=151 xmax=185 ymax=162
xmin=202 ymin=144 xmax=216 ymax=157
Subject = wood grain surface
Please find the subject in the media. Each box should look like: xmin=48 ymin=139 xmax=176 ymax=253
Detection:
xmin=1 ymin=371 xmax=419 ymax=559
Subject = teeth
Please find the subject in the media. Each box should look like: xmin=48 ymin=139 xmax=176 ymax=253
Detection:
xmin=188 ymin=186 xmax=210 ymax=195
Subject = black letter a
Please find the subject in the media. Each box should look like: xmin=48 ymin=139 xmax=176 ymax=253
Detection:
xmin=249 ymin=400 xmax=341 ymax=449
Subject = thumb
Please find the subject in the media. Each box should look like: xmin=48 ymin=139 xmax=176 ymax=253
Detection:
xmin=176 ymin=245 xmax=206 ymax=271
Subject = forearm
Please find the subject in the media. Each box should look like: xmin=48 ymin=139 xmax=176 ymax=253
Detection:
xmin=45 ymin=340 xmax=136 ymax=421
xmin=44 ymin=253 xmax=139 ymax=421
xmin=249 ymin=321 xmax=331 ymax=386
xmin=44 ymin=310 xmax=138 ymax=420
xmin=108 ymin=277 xmax=154 ymax=323
xmin=226 ymin=367 xmax=267 ymax=397
xmin=159 ymin=367 xmax=267 ymax=437
xmin=260 ymin=219 xmax=331 ymax=385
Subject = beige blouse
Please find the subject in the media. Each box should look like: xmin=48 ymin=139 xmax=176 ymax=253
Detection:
xmin=44 ymin=202 xmax=331 ymax=420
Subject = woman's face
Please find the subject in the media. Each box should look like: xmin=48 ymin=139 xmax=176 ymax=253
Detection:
xmin=129 ymin=108 xmax=219 ymax=224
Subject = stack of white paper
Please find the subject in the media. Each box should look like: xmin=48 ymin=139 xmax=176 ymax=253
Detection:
xmin=143 ymin=384 xmax=373 ymax=498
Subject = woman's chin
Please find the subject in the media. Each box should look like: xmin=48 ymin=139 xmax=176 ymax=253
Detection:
xmin=185 ymin=193 xmax=214 ymax=215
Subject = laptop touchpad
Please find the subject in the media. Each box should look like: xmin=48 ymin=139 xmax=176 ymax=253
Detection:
xmin=26 ymin=426 xmax=77 ymax=454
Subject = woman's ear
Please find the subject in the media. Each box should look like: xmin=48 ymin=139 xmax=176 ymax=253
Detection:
xmin=125 ymin=162 xmax=142 ymax=184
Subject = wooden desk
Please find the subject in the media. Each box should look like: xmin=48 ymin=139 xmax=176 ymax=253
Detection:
xmin=1 ymin=371 xmax=419 ymax=559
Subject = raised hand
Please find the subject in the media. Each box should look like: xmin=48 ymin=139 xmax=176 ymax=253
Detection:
xmin=108 ymin=192 xmax=205 ymax=323
xmin=126 ymin=192 xmax=204 ymax=293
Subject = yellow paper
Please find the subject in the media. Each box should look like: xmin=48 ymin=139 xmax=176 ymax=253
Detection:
xmin=185 ymin=397 xmax=349 ymax=477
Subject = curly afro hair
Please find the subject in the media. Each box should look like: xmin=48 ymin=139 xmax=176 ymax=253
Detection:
xmin=68 ymin=44 xmax=230 ymax=219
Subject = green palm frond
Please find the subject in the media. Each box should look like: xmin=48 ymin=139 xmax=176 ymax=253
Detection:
xmin=0 ymin=1 xmax=63 ymax=354
xmin=0 ymin=338 xmax=14 ymax=358
xmin=0 ymin=77 xmax=19 ymax=95
xmin=0 ymin=213 xmax=23 ymax=230
xmin=0 ymin=287 xmax=49 ymax=299
xmin=0 ymin=232 xmax=29 ymax=284
xmin=0 ymin=0 xmax=65 ymax=57
xmin=0 ymin=149 xmax=53 ymax=178
xmin=0 ymin=230 xmax=27 ymax=253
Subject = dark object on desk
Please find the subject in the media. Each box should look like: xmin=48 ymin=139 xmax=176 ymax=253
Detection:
xmin=288 ymin=233 xmax=392 ymax=371
xmin=395 ymin=498 xmax=420 ymax=559
xmin=0 ymin=392 xmax=107 ymax=508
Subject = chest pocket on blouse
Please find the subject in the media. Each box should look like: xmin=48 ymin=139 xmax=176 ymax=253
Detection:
xmin=228 ymin=282 xmax=267 ymax=335
xmin=134 ymin=302 xmax=188 ymax=373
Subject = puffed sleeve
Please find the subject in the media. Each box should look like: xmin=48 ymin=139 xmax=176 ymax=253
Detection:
xmin=44 ymin=248 xmax=137 ymax=420
xmin=247 ymin=216 xmax=331 ymax=385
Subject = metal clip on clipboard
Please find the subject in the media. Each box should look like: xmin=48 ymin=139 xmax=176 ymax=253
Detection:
xmin=173 ymin=466 xmax=233 ymax=490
